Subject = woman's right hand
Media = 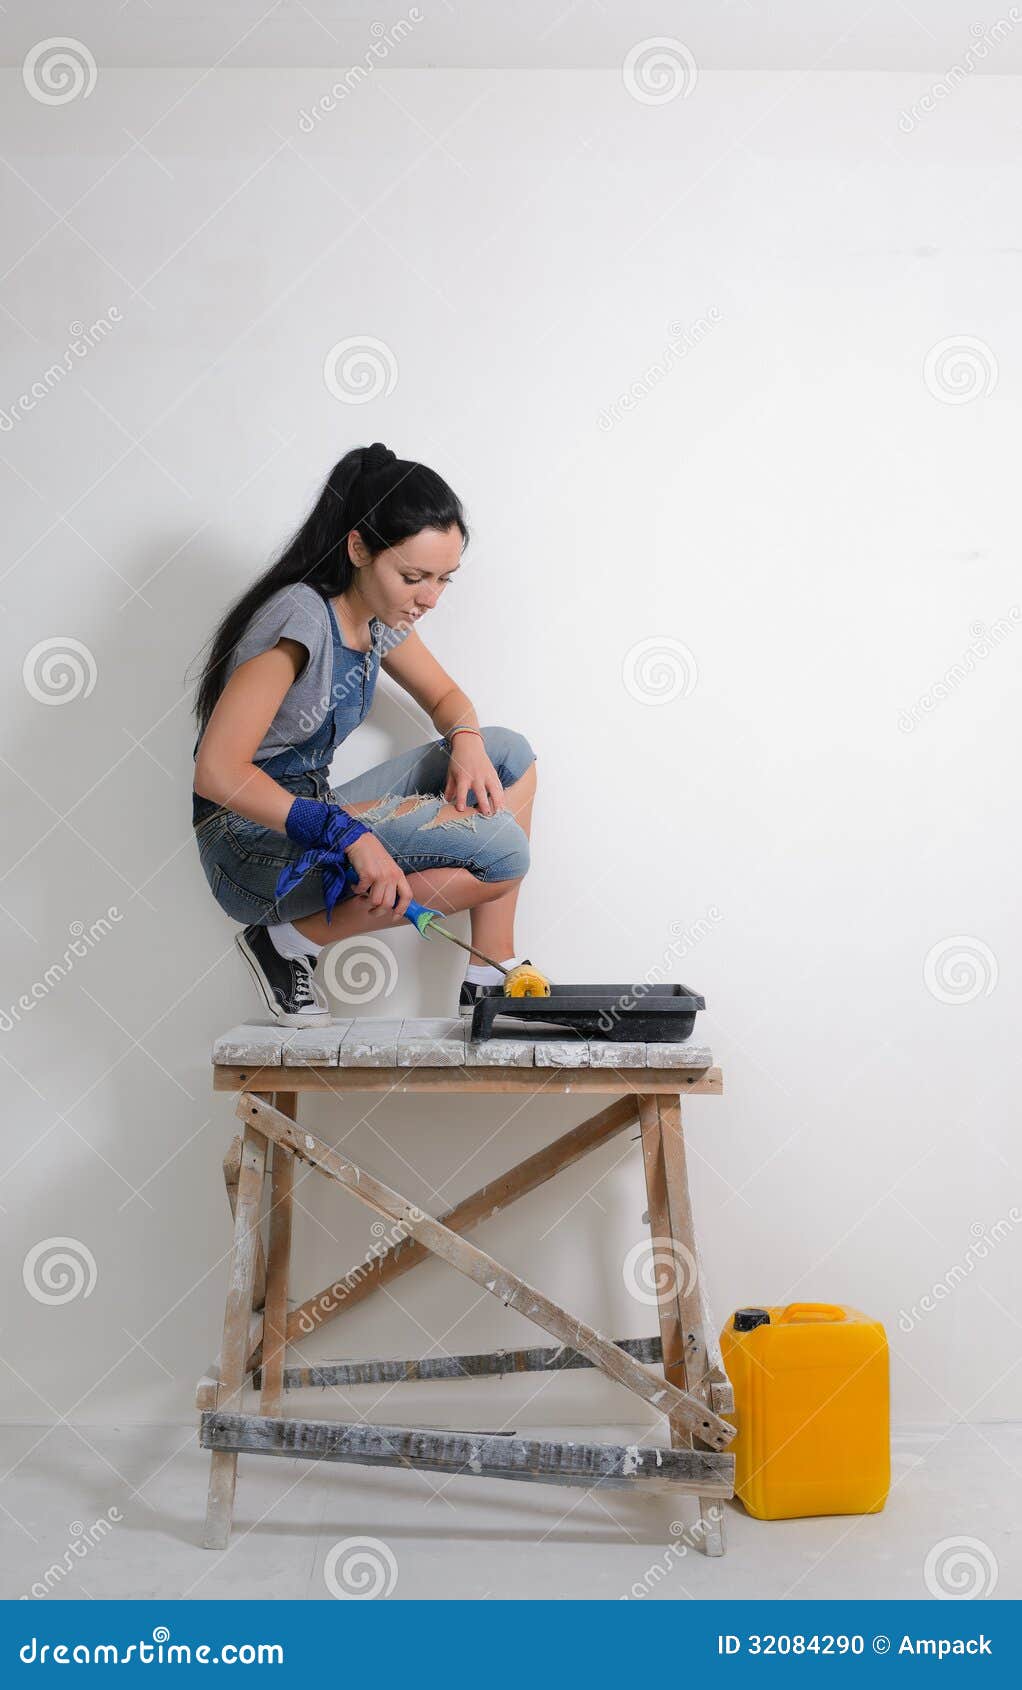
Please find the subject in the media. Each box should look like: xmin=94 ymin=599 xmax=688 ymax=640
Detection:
xmin=345 ymin=831 xmax=415 ymax=917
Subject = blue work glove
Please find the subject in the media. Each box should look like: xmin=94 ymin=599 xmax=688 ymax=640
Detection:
xmin=274 ymin=798 xmax=371 ymax=925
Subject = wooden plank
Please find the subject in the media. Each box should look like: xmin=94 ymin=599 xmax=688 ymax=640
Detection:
xmin=214 ymin=1065 xmax=723 ymax=1095
xmin=200 ymin=1411 xmax=734 ymax=1495
xmin=258 ymin=1334 xmax=665 ymax=1390
xmin=639 ymin=1092 xmax=728 ymax=1556
xmin=203 ymin=1113 xmax=268 ymax=1550
xmin=260 ymin=1095 xmax=297 ymax=1416
xmin=396 ymin=1017 xmax=467 ymax=1067
xmin=210 ymin=1021 xmax=715 ymax=1072
xmin=280 ymin=1023 xmax=353 ymax=1066
xmin=212 ymin=1025 xmax=286 ymax=1066
xmin=336 ymin=1019 xmax=403 ymax=1066
xmin=277 ymin=1094 xmax=641 ymax=1348
xmin=236 ymin=1092 xmax=736 ymax=1450
xmin=533 ymin=1039 xmax=591 ymax=1067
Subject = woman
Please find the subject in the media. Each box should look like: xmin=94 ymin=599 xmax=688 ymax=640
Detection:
xmin=190 ymin=442 xmax=537 ymax=1026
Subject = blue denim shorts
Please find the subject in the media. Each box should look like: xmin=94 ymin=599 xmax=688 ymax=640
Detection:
xmin=192 ymin=724 xmax=536 ymax=927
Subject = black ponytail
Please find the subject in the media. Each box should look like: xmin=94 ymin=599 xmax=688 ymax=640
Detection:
xmin=188 ymin=443 xmax=468 ymax=738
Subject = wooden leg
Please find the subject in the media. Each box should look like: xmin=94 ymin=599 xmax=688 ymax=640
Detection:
xmin=260 ymin=1094 xmax=296 ymax=1417
xmin=202 ymin=1112 xmax=268 ymax=1550
xmin=224 ymin=1134 xmax=267 ymax=1309
xmin=638 ymin=1092 xmax=728 ymax=1557
xmin=236 ymin=1091 xmax=736 ymax=1450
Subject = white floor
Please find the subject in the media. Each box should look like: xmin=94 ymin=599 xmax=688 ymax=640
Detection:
xmin=2 ymin=1421 xmax=1018 ymax=1602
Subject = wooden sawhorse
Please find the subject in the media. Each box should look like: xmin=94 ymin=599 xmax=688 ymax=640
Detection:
xmin=197 ymin=1019 xmax=735 ymax=1552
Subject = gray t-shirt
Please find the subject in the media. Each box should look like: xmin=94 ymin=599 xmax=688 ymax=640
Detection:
xmin=220 ymin=584 xmax=410 ymax=764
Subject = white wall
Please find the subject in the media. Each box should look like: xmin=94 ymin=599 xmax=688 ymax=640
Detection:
xmin=2 ymin=65 xmax=1018 ymax=1432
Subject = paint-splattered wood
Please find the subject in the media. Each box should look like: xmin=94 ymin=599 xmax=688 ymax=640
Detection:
xmin=203 ymin=1116 xmax=267 ymax=1550
xmin=258 ymin=1334 xmax=665 ymax=1390
xmin=200 ymin=1411 xmax=734 ymax=1495
xmin=211 ymin=1020 xmax=713 ymax=1070
xmin=236 ymin=1091 xmax=736 ymax=1450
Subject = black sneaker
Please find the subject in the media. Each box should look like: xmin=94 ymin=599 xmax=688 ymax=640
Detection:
xmin=235 ymin=924 xmax=331 ymax=1026
xmin=458 ymin=957 xmax=532 ymax=1018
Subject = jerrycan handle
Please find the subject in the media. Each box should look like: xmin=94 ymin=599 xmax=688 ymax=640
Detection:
xmin=777 ymin=1302 xmax=846 ymax=1324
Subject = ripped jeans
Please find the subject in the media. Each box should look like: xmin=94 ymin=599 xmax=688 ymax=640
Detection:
xmin=192 ymin=724 xmax=536 ymax=928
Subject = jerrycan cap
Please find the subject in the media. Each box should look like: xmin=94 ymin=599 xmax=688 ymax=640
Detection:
xmin=733 ymin=1307 xmax=771 ymax=1332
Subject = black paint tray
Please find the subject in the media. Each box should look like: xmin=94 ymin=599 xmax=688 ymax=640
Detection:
xmin=469 ymin=982 xmax=705 ymax=1044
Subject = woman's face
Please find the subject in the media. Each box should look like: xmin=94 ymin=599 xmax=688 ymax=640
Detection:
xmin=353 ymin=525 xmax=463 ymax=632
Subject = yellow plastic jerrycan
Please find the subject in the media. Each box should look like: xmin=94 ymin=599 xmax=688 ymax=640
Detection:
xmin=719 ymin=1302 xmax=890 ymax=1521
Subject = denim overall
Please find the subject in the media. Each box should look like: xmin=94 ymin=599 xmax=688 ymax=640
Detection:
xmin=192 ymin=597 xmax=535 ymax=927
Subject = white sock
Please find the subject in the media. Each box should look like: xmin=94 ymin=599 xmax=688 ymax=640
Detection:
xmin=465 ymin=955 xmax=518 ymax=986
xmin=267 ymin=920 xmax=323 ymax=960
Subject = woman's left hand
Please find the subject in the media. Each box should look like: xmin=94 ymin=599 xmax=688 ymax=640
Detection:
xmin=444 ymin=732 xmax=505 ymax=816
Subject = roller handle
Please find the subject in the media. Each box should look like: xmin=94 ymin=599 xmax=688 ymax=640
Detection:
xmin=343 ymin=862 xmax=442 ymax=935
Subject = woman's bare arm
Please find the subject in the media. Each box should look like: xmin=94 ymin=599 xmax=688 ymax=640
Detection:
xmin=193 ymin=639 xmax=311 ymax=831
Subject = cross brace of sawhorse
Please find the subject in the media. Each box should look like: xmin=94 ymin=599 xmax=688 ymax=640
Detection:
xmin=197 ymin=1083 xmax=736 ymax=1554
